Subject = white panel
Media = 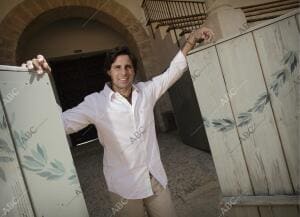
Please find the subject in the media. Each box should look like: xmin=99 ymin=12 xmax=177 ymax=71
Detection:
xmin=253 ymin=16 xmax=300 ymax=194
xmin=0 ymin=66 xmax=89 ymax=217
xmin=0 ymin=95 xmax=35 ymax=217
xmin=188 ymin=47 xmax=260 ymax=217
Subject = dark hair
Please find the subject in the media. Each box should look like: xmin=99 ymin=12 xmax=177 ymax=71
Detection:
xmin=103 ymin=46 xmax=138 ymax=73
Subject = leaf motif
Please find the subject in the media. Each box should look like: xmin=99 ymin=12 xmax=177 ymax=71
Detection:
xmin=223 ymin=119 xmax=234 ymax=124
xmin=270 ymin=68 xmax=288 ymax=97
xmin=32 ymin=144 xmax=47 ymax=164
xmin=47 ymin=174 xmax=63 ymax=180
xmin=237 ymin=112 xmax=252 ymax=127
xmin=37 ymin=171 xmax=62 ymax=180
xmin=0 ymin=156 xmax=14 ymax=162
xmin=23 ymin=156 xmax=44 ymax=168
xmin=251 ymin=93 xmax=269 ymax=113
xmin=21 ymin=144 xmax=66 ymax=181
xmin=211 ymin=118 xmax=235 ymax=132
xmin=68 ymin=175 xmax=76 ymax=180
xmin=281 ymin=51 xmax=293 ymax=65
xmin=219 ymin=125 xmax=234 ymax=132
xmin=37 ymin=144 xmax=47 ymax=162
xmin=50 ymin=159 xmax=65 ymax=173
xmin=31 ymin=149 xmax=45 ymax=166
xmin=247 ymin=108 xmax=254 ymax=112
xmin=212 ymin=121 xmax=222 ymax=126
xmin=282 ymin=51 xmax=298 ymax=74
xmin=22 ymin=163 xmax=43 ymax=172
xmin=257 ymin=104 xmax=264 ymax=113
xmin=37 ymin=171 xmax=53 ymax=177
xmin=0 ymin=167 xmax=6 ymax=182
xmin=238 ymin=113 xmax=250 ymax=118
xmin=290 ymin=53 xmax=298 ymax=74
xmin=275 ymin=71 xmax=285 ymax=80
xmin=47 ymin=167 xmax=63 ymax=175
xmin=271 ymin=82 xmax=279 ymax=96
xmin=258 ymin=92 xmax=268 ymax=101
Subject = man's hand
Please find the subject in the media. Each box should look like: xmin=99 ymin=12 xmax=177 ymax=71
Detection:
xmin=182 ymin=27 xmax=215 ymax=56
xmin=189 ymin=27 xmax=214 ymax=44
xmin=21 ymin=54 xmax=51 ymax=75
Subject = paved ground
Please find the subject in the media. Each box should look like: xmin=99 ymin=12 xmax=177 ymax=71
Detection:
xmin=71 ymin=131 xmax=222 ymax=217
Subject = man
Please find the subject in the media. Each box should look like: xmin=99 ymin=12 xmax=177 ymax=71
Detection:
xmin=23 ymin=27 xmax=214 ymax=217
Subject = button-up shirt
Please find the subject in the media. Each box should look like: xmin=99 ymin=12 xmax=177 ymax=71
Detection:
xmin=59 ymin=51 xmax=187 ymax=199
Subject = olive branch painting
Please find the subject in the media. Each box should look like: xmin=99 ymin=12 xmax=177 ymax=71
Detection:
xmin=203 ymin=50 xmax=299 ymax=133
xmin=0 ymin=112 xmax=78 ymax=185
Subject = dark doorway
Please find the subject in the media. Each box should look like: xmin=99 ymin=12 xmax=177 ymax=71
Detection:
xmin=49 ymin=51 xmax=110 ymax=146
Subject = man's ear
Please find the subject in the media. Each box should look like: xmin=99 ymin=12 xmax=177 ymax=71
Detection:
xmin=107 ymin=70 xmax=111 ymax=77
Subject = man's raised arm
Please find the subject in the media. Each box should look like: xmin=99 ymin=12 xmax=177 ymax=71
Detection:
xmin=181 ymin=27 xmax=214 ymax=56
xmin=144 ymin=27 xmax=214 ymax=103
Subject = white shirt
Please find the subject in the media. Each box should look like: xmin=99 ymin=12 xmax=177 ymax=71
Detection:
xmin=59 ymin=51 xmax=187 ymax=199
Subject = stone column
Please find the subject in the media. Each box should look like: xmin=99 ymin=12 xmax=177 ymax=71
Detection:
xmin=204 ymin=0 xmax=247 ymax=40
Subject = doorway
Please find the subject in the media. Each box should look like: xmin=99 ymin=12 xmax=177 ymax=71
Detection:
xmin=49 ymin=51 xmax=110 ymax=146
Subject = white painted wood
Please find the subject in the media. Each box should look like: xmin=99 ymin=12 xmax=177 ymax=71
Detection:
xmin=187 ymin=47 xmax=260 ymax=217
xmin=223 ymin=195 xmax=300 ymax=206
xmin=259 ymin=207 xmax=274 ymax=217
xmin=187 ymin=9 xmax=299 ymax=217
xmin=0 ymin=97 xmax=35 ymax=217
xmin=253 ymin=15 xmax=300 ymax=194
xmin=0 ymin=66 xmax=89 ymax=217
xmin=216 ymin=32 xmax=293 ymax=194
xmin=217 ymin=30 xmax=298 ymax=217
xmin=252 ymin=15 xmax=300 ymax=217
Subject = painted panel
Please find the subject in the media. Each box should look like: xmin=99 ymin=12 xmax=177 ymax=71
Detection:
xmin=0 ymin=91 xmax=35 ymax=217
xmin=187 ymin=9 xmax=299 ymax=217
xmin=187 ymin=47 xmax=260 ymax=217
xmin=217 ymin=31 xmax=297 ymax=217
xmin=253 ymin=16 xmax=300 ymax=194
xmin=0 ymin=66 xmax=89 ymax=217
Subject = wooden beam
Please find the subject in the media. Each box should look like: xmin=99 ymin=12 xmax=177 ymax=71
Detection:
xmin=244 ymin=3 xmax=300 ymax=17
xmin=239 ymin=0 xmax=296 ymax=11
xmin=221 ymin=195 xmax=300 ymax=206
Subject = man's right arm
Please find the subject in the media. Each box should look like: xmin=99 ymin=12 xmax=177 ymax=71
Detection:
xmin=57 ymin=94 xmax=96 ymax=135
xmin=22 ymin=55 xmax=96 ymax=135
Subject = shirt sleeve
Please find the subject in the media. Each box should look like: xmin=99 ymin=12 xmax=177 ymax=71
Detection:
xmin=57 ymin=94 xmax=97 ymax=135
xmin=145 ymin=51 xmax=187 ymax=104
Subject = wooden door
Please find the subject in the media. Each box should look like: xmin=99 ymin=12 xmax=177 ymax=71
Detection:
xmin=0 ymin=65 xmax=89 ymax=217
xmin=187 ymin=9 xmax=299 ymax=217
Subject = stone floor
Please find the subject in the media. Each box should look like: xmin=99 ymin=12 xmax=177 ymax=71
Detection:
xmin=71 ymin=131 xmax=222 ymax=217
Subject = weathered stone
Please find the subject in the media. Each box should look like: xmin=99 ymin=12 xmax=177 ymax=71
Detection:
xmin=35 ymin=0 xmax=52 ymax=12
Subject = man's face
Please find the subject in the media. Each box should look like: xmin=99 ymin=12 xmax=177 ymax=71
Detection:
xmin=108 ymin=54 xmax=135 ymax=91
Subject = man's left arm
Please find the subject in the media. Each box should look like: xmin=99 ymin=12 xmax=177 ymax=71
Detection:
xmin=145 ymin=27 xmax=214 ymax=103
xmin=181 ymin=27 xmax=214 ymax=57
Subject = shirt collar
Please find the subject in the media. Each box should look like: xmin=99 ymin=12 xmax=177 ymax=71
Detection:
xmin=102 ymin=82 xmax=139 ymax=101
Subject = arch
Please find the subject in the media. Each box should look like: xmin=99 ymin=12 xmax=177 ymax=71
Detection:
xmin=0 ymin=0 xmax=156 ymax=79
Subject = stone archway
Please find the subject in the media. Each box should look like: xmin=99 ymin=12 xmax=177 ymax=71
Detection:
xmin=0 ymin=0 xmax=156 ymax=79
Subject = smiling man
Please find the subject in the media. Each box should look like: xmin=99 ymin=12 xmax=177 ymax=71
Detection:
xmin=23 ymin=27 xmax=214 ymax=217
